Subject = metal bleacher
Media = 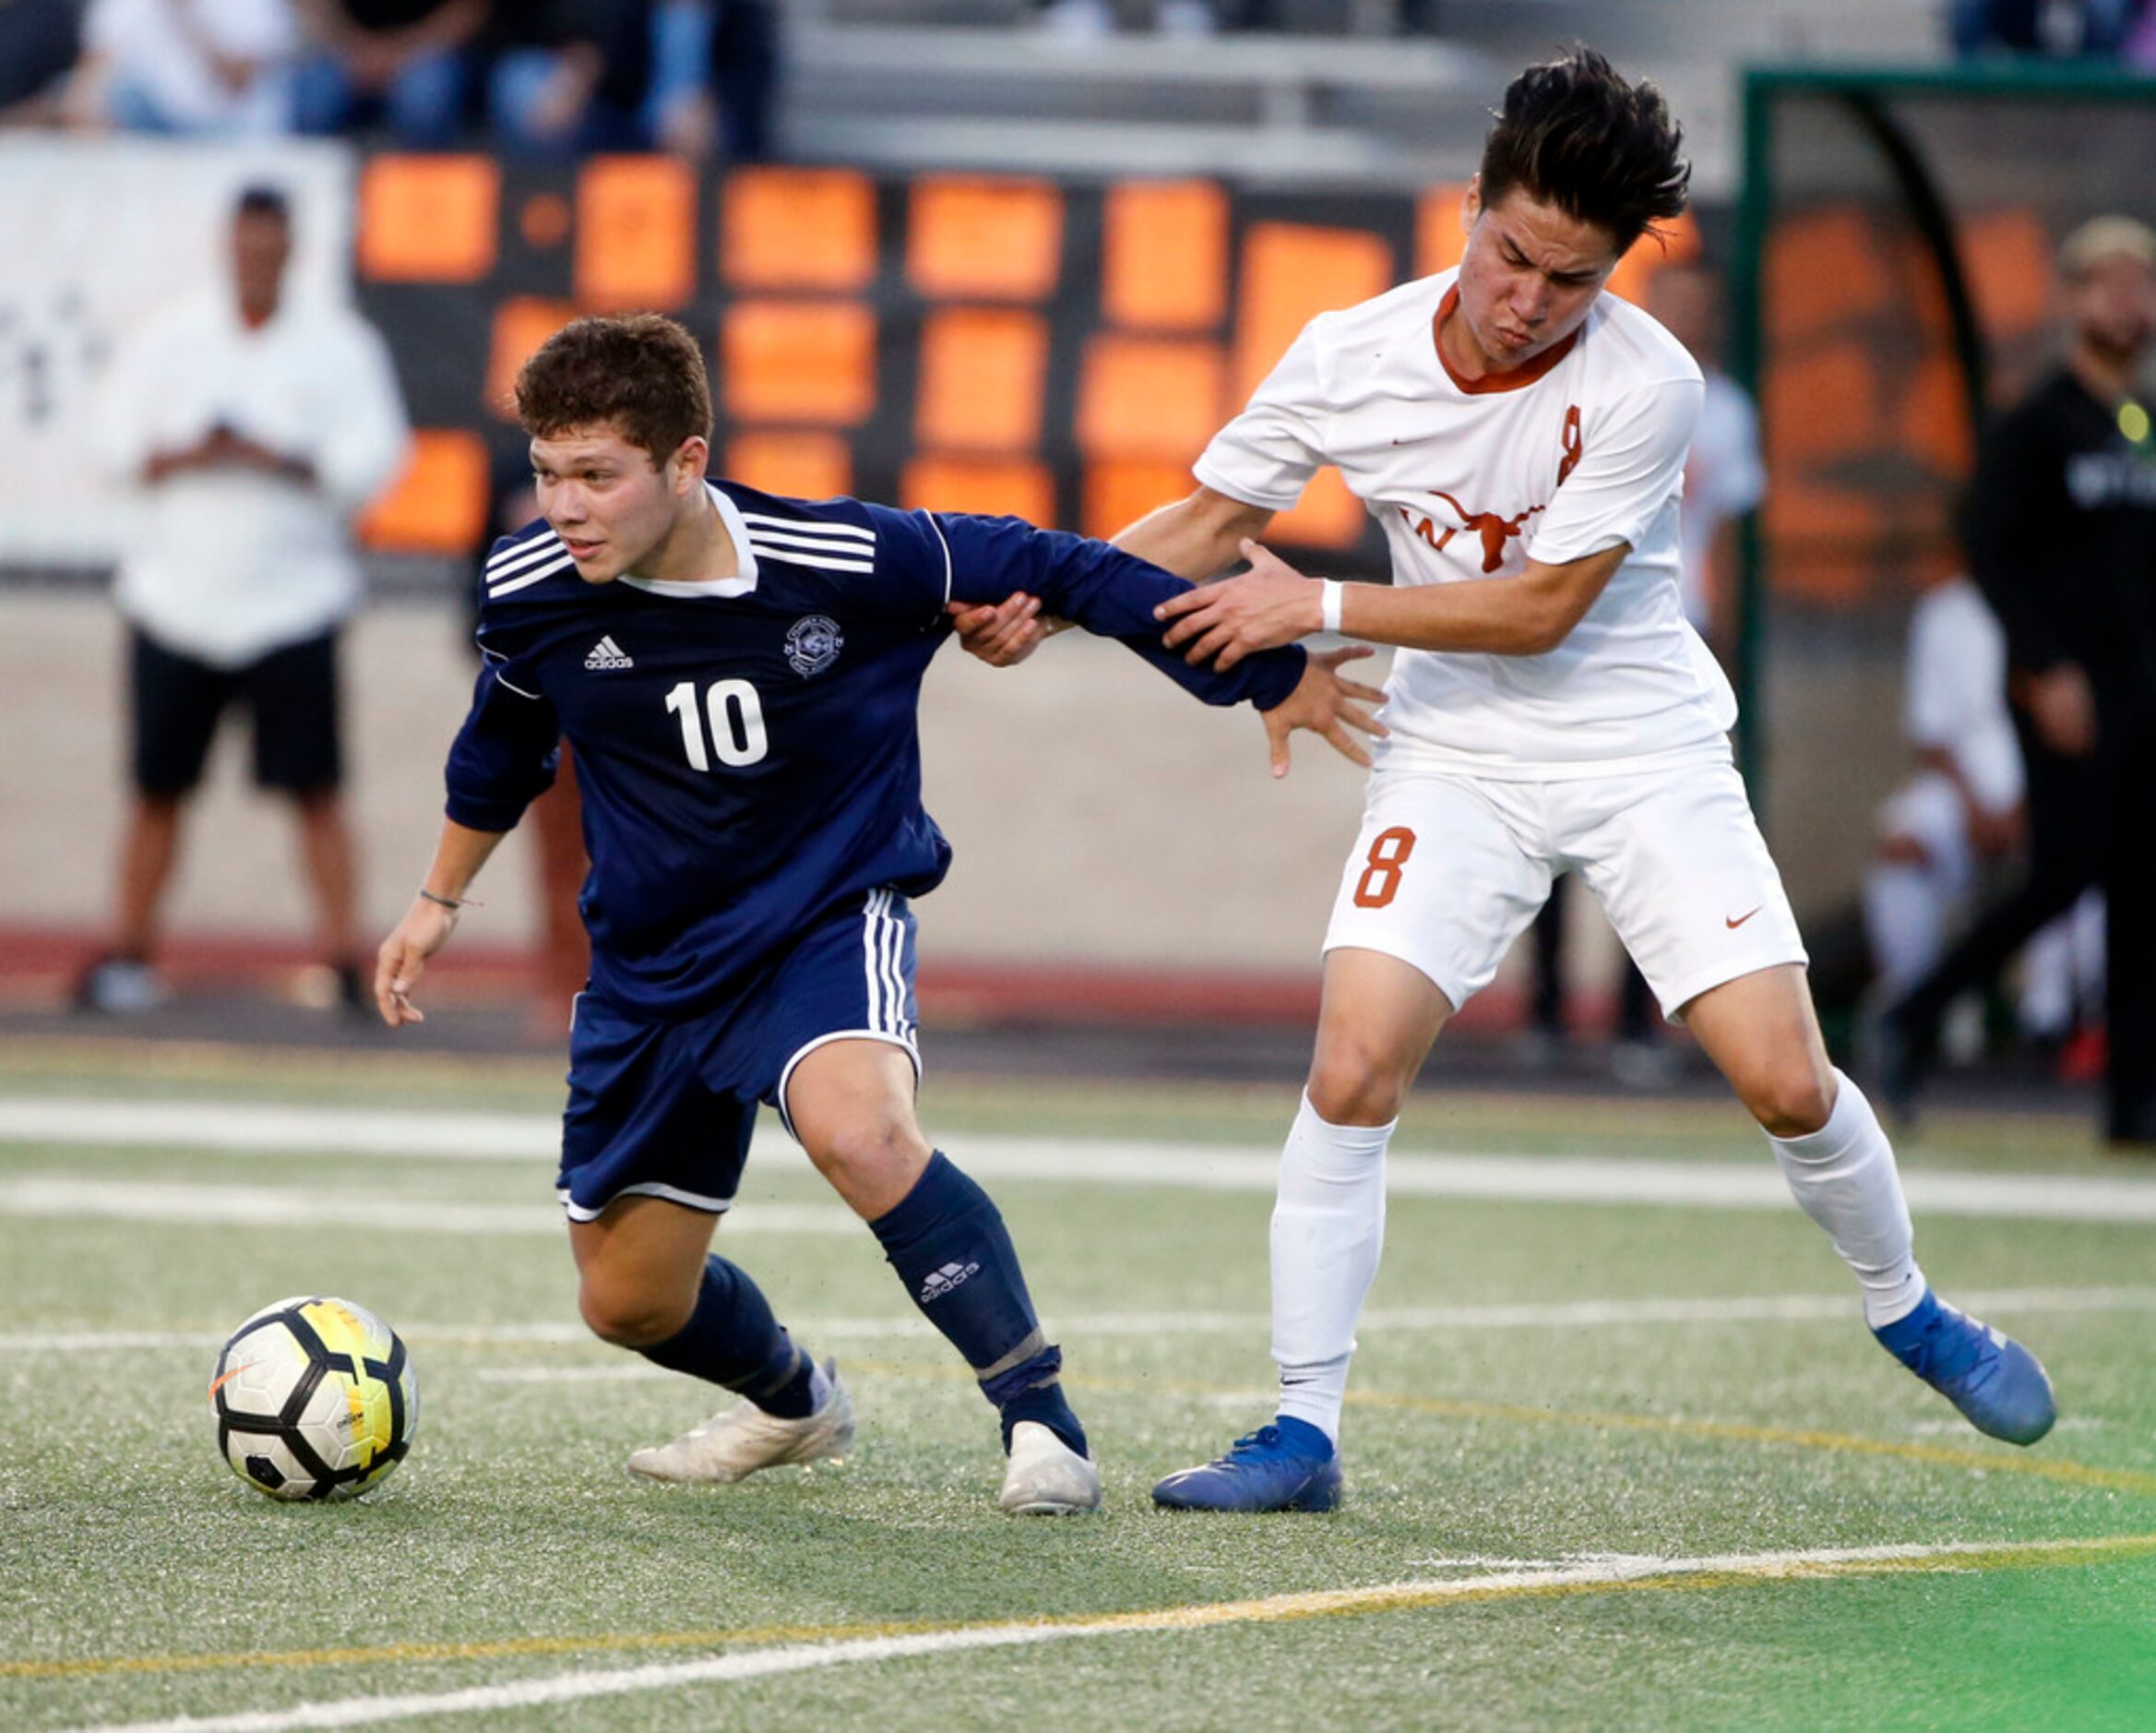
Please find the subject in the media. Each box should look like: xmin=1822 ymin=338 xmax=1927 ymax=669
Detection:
xmin=779 ymin=0 xmax=1948 ymax=197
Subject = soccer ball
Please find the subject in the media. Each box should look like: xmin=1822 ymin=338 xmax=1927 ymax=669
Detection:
xmin=209 ymin=1296 xmax=418 ymax=1501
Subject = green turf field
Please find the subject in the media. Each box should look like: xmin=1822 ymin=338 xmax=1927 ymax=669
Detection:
xmin=3 ymin=1040 xmax=2153 ymax=1730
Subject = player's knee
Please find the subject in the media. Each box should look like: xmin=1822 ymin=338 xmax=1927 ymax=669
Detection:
xmin=804 ymin=1117 xmax=929 ymax=1192
xmin=1305 ymin=1049 xmax=1410 ymax=1127
xmin=578 ymin=1276 xmax=694 ymax=1349
xmin=1748 ymin=1067 xmax=1836 ymax=1139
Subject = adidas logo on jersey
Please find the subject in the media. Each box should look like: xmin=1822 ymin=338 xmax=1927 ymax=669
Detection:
xmin=918 ymin=1260 xmax=981 ymax=1304
xmin=583 ymin=636 xmax=634 ymax=671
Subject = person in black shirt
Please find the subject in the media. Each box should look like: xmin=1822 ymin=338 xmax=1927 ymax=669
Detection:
xmin=1882 ymin=215 xmax=2156 ymax=1146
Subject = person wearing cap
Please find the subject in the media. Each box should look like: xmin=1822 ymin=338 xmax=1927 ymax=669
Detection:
xmin=77 ymin=185 xmax=409 ymax=1015
xmin=1880 ymin=214 xmax=2156 ymax=1146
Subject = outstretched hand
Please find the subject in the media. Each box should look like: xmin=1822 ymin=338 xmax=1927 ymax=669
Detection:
xmin=1260 ymin=646 xmax=1388 ymax=779
xmin=1156 ymin=539 xmax=1322 ymax=670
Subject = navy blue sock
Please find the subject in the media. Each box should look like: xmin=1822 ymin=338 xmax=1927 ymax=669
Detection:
xmin=870 ymin=1152 xmax=1087 ymax=1458
xmin=637 ymin=1255 xmax=817 ymax=1418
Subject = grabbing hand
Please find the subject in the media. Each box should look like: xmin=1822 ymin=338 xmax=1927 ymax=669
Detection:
xmin=947 ymin=593 xmax=1051 ymax=667
xmin=374 ymin=895 xmax=461 ymax=1027
xmin=1259 ymin=646 xmax=1388 ymax=779
xmin=1155 ymin=539 xmax=1323 ymax=670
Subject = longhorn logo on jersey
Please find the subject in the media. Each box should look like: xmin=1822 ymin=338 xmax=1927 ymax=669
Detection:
xmin=785 ymin=615 xmax=844 ymax=677
xmin=1400 ymin=404 xmax=1586 ymax=574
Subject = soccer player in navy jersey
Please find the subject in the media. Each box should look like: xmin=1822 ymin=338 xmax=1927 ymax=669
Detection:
xmin=374 ymin=313 xmax=1382 ymax=1513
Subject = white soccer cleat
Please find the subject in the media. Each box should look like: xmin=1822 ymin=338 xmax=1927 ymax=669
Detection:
xmin=997 ymin=1420 xmax=1102 ymax=1515
xmin=626 ymin=1361 xmax=854 ymax=1485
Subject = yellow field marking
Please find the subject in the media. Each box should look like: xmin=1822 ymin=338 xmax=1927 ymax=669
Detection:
xmin=9 ymin=1534 xmax=2156 ymax=1690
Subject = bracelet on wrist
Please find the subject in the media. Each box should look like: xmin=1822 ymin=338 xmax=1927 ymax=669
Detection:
xmin=417 ymin=888 xmax=477 ymax=912
xmin=1319 ymin=578 xmax=1345 ymax=635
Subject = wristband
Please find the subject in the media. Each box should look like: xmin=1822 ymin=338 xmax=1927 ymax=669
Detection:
xmin=1319 ymin=578 xmax=1345 ymax=635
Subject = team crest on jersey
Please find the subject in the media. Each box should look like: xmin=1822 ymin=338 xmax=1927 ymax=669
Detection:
xmin=786 ymin=615 xmax=844 ymax=677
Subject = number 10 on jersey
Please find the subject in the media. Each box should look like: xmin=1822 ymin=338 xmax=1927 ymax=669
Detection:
xmin=665 ymin=679 xmax=768 ymax=770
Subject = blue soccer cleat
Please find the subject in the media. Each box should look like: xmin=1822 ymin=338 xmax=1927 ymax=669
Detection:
xmin=1872 ymin=1291 xmax=2057 ymax=1446
xmin=1150 ymin=1417 xmax=1343 ymax=1512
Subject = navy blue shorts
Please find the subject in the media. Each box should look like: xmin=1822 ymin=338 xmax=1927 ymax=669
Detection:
xmin=555 ymin=889 xmax=919 ymax=1223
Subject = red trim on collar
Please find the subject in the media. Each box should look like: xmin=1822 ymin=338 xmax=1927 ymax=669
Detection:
xmin=1432 ymin=284 xmax=1581 ymax=395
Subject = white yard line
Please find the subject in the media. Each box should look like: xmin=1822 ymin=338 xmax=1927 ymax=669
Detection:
xmin=67 ymin=1534 xmax=2156 ymax=1733
xmin=0 ymin=1176 xmax=857 ymax=1237
xmin=7 ymin=1094 xmax=2156 ymax=1224
xmin=6 ymin=1287 xmax=2155 ymax=1358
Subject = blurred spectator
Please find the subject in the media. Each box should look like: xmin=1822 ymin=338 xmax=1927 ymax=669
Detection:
xmin=0 ymin=0 xmax=83 ymax=120
xmin=1647 ymin=260 xmax=1764 ymax=650
xmin=63 ymin=0 xmax=299 ymax=136
xmin=1862 ymin=571 xmax=2025 ymax=1002
xmin=649 ymin=0 xmax=779 ymax=162
xmin=480 ymin=0 xmax=650 ymax=154
xmin=291 ymin=0 xmax=485 ymax=146
xmin=1881 ymin=215 xmax=2156 ymax=1146
xmin=1032 ymin=1 xmax=1246 ymax=37
xmin=77 ymin=185 xmax=409 ymax=1015
xmin=1948 ymin=0 xmax=2144 ymax=56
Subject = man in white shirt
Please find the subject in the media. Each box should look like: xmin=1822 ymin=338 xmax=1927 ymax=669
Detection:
xmin=962 ymin=49 xmax=2055 ymax=1512
xmin=79 ymin=185 xmax=409 ymax=1014
xmin=64 ymin=0 xmax=299 ymax=135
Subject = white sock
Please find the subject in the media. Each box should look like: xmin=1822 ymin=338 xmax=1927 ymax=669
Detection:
xmin=1271 ymin=1093 xmax=1393 ymax=1445
xmin=1767 ymin=1070 xmax=1925 ymax=1328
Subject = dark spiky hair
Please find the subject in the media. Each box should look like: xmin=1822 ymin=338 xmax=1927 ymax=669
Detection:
xmin=515 ymin=314 xmax=714 ymax=465
xmin=1478 ymin=49 xmax=1690 ymax=253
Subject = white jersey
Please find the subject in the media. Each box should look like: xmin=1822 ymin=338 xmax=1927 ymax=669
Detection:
xmin=1196 ymin=269 xmax=1734 ymax=778
xmin=1904 ymin=578 xmax=2021 ymax=812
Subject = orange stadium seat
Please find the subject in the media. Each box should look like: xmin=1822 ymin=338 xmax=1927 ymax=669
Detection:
xmin=358 ymin=429 xmax=490 ymax=554
xmin=1414 ymin=183 xmax=1472 ymax=279
xmin=1765 ymin=338 xmax=1881 ymax=465
xmin=1960 ymin=206 xmax=2055 ymax=337
xmin=721 ymin=301 xmax=876 ymax=427
xmin=1102 ymin=180 xmax=1229 ymax=332
xmin=1233 ymin=222 xmax=1395 ymax=401
xmin=358 ymin=155 xmax=500 ymax=283
xmin=725 ymin=432 xmax=853 ymax=501
xmin=1899 ymin=353 xmax=1976 ymax=477
xmin=721 ymin=167 xmax=878 ymax=293
xmin=1083 ymin=458 xmax=1196 ymax=542
xmin=484 ymin=297 xmax=578 ymax=420
xmin=901 ymin=456 xmax=1055 ymax=525
xmin=1607 ymin=209 xmax=1702 ymax=305
xmin=1076 ymin=335 xmax=1226 ymax=461
xmin=915 ymin=308 xmax=1049 ymax=455
xmin=575 ymin=156 xmax=698 ymax=312
xmin=907 ymin=177 xmax=1065 ymax=303
xmin=1767 ymin=206 xmax=1893 ymax=341
xmin=1269 ymin=465 xmax=1369 ymax=552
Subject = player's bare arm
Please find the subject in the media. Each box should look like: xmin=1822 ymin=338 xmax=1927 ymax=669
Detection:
xmin=1159 ymin=537 xmax=1631 ymax=671
xmin=375 ymin=818 xmax=507 ymax=1026
xmin=949 ymin=486 xmax=1275 ymax=667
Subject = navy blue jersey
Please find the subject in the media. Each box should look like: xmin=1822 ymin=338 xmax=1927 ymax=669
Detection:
xmin=445 ymin=482 xmax=1306 ymax=1018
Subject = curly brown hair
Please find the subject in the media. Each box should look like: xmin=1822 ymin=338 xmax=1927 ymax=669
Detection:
xmin=514 ymin=314 xmax=714 ymax=463
xmin=1479 ymin=49 xmax=1690 ymax=253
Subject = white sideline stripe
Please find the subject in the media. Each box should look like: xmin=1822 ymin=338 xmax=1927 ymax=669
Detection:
xmin=10 ymin=1287 xmax=2156 ymax=1357
xmin=0 ymin=1177 xmax=856 ymax=1237
xmin=9 ymin=1098 xmax=2156 ymax=1224
xmin=68 ymin=1536 xmax=2149 ymax=1733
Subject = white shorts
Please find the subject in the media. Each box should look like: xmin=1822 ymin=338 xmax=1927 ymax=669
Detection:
xmin=1322 ymin=755 xmax=1808 ymax=1021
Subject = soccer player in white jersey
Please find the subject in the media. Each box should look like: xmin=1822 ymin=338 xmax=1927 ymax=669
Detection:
xmin=965 ymin=48 xmax=2058 ymax=1512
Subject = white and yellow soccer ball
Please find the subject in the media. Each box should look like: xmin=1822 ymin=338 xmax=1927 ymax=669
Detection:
xmin=209 ymin=1297 xmax=418 ymax=1501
